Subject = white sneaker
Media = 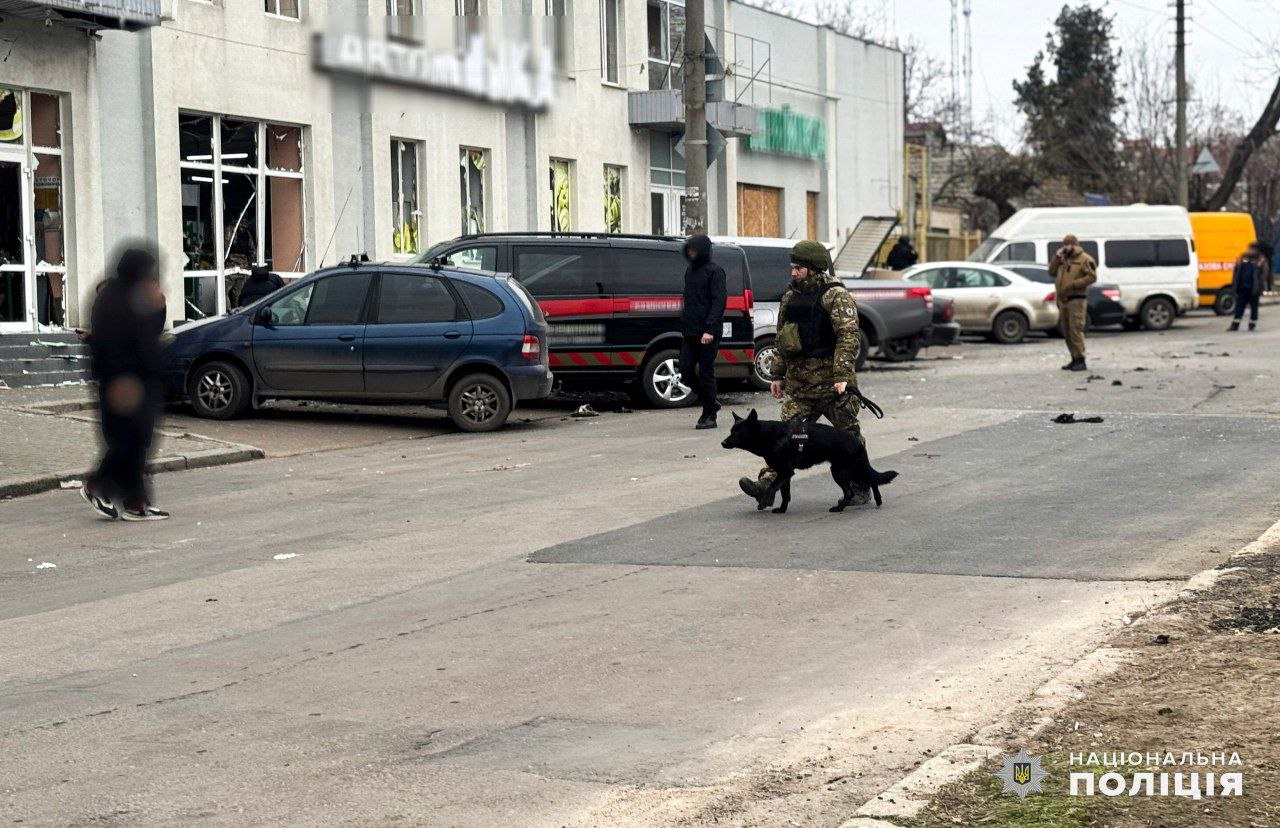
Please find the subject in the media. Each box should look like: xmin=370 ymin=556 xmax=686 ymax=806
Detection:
xmin=80 ymin=485 xmax=118 ymax=520
xmin=120 ymin=505 xmax=170 ymax=521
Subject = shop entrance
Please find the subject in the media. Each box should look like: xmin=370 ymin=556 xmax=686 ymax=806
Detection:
xmin=0 ymin=154 xmax=34 ymax=333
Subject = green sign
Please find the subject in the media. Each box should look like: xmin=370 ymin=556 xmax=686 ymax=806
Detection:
xmin=745 ymin=108 xmax=825 ymax=160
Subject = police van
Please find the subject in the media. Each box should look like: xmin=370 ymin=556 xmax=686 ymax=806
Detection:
xmin=970 ymin=205 xmax=1198 ymax=330
xmin=415 ymin=233 xmax=755 ymax=406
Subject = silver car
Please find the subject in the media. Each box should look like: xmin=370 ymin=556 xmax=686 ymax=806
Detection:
xmin=900 ymin=261 xmax=1059 ymax=343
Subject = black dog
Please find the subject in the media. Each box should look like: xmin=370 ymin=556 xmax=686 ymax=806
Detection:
xmin=720 ymin=409 xmax=898 ymax=513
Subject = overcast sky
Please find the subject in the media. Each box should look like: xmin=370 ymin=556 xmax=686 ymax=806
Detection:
xmin=780 ymin=0 xmax=1279 ymax=145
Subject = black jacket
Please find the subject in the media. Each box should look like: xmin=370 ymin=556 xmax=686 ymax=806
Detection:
xmin=238 ymin=267 xmax=285 ymax=306
xmin=89 ymin=250 xmax=167 ymax=386
xmin=680 ymin=235 xmax=728 ymax=337
xmin=886 ymin=241 xmax=918 ymax=271
xmin=1231 ymin=254 xmax=1270 ymax=298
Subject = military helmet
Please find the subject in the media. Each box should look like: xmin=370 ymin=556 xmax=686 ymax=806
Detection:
xmin=790 ymin=239 xmax=831 ymax=272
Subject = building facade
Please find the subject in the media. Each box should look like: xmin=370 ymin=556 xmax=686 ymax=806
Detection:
xmin=0 ymin=0 xmax=903 ymax=331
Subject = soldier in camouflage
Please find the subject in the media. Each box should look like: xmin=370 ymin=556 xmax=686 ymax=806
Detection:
xmin=739 ymin=240 xmax=871 ymax=506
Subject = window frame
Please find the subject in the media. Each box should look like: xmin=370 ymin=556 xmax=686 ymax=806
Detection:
xmin=390 ymin=138 xmax=422 ymax=257
xmin=179 ymin=112 xmax=307 ymax=320
xmin=549 ymin=158 xmax=573 ymax=232
xmin=302 ymin=271 xmax=374 ymax=326
xmin=599 ymin=0 xmax=620 ymax=85
xmin=459 ymin=147 xmax=488 ymax=235
xmin=264 ymin=0 xmax=300 ymax=20
xmin=603 ymin=164 xmax=624 ymax=233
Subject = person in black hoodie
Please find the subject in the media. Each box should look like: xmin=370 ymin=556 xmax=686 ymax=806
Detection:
xmin=885 ymin=236 xmax=918 ymax=271
xmin=236 ymin=264 xmax=285 ymax=307
xmin=81 ymin=244 xmax=171 ymax=521
xmin=679 ymin=234 xmax=727 ymax=429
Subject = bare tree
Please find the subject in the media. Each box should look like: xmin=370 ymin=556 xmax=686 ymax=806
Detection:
xmin=1206 ymin=77 xmax=1280 ymax=211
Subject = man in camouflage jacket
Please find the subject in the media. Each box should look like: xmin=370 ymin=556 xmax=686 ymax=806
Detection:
xmin=739 ymin=240 xmax=870 ymax=506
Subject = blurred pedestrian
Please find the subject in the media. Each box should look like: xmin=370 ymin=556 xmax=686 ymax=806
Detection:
xmin=885 ymin=235 xmax=918 ymax=271
xmin=236 ymin=263 xmax=285 ymax=307
xmin=1049 ymin=234 xmax=1097 ymax=372
xmin=81 ymin=245 xmax=170 ymax=521
xmin=680 ymin=234 xmax=727 ymax=430
xmin=1228 ymin=242 xmax=1269 ymax=332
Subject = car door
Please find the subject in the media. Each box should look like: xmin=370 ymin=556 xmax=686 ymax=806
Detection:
xmin=948 ymin=267 xmax=1007 ymax=328
xmin=363 ymin=270 xmax=473 ymax=396
xmin=251 ymin=271 xmax=372 ymax=394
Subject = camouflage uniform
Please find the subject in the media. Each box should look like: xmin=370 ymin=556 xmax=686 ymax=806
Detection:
xmin=756 ymin=259 xmax=865 ymax=492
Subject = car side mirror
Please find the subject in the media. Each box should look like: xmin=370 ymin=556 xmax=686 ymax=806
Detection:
xmin=255 ymin=306 xmax=275 ymax=328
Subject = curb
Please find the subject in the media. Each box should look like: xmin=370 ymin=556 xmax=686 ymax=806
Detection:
xmin=843 ymin=517 xmax=1280 ymax=824
xmin=0 ymin=443 xmax=265 ymax=500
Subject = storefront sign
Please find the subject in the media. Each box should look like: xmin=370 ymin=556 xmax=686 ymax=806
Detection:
xmin=314 ymin=32 xmax=555 ymax=110
xmin=745 ymin=108 xmax=825 ymax=160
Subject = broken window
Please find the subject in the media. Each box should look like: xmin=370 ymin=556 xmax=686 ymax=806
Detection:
xmin=265 ymin=0 xmax=299 ymax=18
xmin=387 ymin=0 xmax=417 ymax=40
xmin=647 ymin=0 xmax=684 ymax=90
xmin=391 ymin=140 xmax=421 ymax=255
xmin=460 ymin=148 xmax=487 ymax=235
xmin=549 ymin=159 xmax=572 ymax=232
xmin=179 ymin=113 xmax=307 ymax=320
xmin=600 ymin=0 xmax=620 ymax=83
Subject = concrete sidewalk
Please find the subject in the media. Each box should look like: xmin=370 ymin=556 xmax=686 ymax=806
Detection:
xmin=0 ymin=388 xmax=263 ymax=499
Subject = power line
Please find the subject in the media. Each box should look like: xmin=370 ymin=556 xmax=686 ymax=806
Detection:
xmin=1200 ymin=0 xmax=1253 ymax=38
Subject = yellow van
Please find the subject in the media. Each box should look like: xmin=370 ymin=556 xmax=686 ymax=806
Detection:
xmin=1190 ymin=212 xmax=1257 ymax=314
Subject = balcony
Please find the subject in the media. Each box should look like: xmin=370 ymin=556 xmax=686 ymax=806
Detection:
xmin=628 ymin=90 xmax=757 ymax=138
xmin=0 ymin=0 xmax=162 ymax=30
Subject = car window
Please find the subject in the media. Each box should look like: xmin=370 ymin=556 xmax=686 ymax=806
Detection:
xmin=993 ymin=241 xmax=1035 ymax=262
xmin=1009 ymin=265 xmax=1052 ymax=283
xmin=714 ymin=246 xmax=749 ymax=295
xmin=613 ymin=247 xmax=687 ymax=295
xmin=1157 ymin=239 xmax=1191 ymax=266
xmin=909 ymin=268 xmax=949 ymax=289
xmin=265 ymin=284 xmax=314 ymax=326
xmin=951 ymin=268 xmax=1003 ymax=288
xmin=1103 ymin=240 xmax=1158 ymax=268
xmin=514 ymin=246 xmax=609 ymax=297
xmin=443 ymin=246 xmax=497 ymax=270
xmin=742 ymin=246 xmax=793 ymax=303
xmin=1048 ymin=240 xmax=1100 ymax=261
xmin=455 ymin=280 xmax=505 ymax=320
xmin=304 ymin=273 xmax=372 ymax=325
xmin=376 ymin=273 xmax=457 ymax=324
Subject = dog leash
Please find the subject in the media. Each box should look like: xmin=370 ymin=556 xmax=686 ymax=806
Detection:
xmin=841 ymin=387 xmax=885 ymax=420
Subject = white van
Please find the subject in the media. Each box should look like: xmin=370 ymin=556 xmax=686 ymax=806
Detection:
xmin=969 ymin=205 xmax=1199 ymax=330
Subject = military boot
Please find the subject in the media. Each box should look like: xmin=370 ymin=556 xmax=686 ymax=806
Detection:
xmin=1228 ymin=321 xmax=1240 ymax=331
xmin=1068 ymin=358 xmax=1087 ymax=372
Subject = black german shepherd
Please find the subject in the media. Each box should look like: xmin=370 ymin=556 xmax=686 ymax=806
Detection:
xmin=720 ymin=409 xmax=899 ymax=513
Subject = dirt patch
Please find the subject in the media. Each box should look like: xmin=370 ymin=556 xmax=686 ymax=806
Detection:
xmin=910 ymin=550 xmax=1280 ymax=827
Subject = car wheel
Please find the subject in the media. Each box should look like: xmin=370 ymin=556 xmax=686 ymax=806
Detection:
xmin=750 ymin=337 xmax=777 ymax=391
xmin=992 ymin=309 xmax=1029 ymax=344
xmin=448 ymin=373 xmax=511 ymax=432
xmin=1140 ymin=297 xmax=1176 ymax=331
xmin=855 ymin=330 xmax=870 ymax=371
xmin=881 ymin=335 xmax=921 ymax=362
xmin=640 ymin=348 xmax=694 ymax=408
xmin=189 ymin=360 xmax=251 ymax=420
xmin=1213 ymin=290 xmax=1237 ymax=316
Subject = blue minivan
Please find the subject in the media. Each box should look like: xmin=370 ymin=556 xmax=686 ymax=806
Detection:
xmin=162 ymin=261 xmax=552 ymax=432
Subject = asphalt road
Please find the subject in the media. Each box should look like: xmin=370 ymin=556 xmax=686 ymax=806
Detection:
xmin=2 ymin=312 xmax=1277 ymax=826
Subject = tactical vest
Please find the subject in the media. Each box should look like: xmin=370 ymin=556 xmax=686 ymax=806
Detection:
xmin=784 ymin=282 xmax=840 ymax=359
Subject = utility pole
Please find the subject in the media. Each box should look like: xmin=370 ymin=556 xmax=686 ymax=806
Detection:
xmin=681 ymin=0 xmax=708 ymax=235
xmin=1174 ymin=0 xmax=1189 ymax=207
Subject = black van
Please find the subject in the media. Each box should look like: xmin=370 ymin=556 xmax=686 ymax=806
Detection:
xmin=415 ymin=233 xmax=755 ymax=407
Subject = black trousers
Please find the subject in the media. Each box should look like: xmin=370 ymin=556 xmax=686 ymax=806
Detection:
xmin=92 ymin=382 xmax=160 ymax=507
xmin=1233 ymin=292 xmax=1260 ymax=322
xmin=679 ymin=334 xmax=720 ymax=412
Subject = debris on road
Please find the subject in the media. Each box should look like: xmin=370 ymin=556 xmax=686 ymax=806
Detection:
xmin=272 ymin=553 xmax=300 ymax=561
xmin=1111 ymin=380 xmax=1123 ymax=386
xmin=468 ymin=463 xmax=531 ymax=473
xmin=59 ymin=479 xmax=82 ymax=489
xmin=35 ymin=562 xmax=57 ymax=570
xmin=572 ymin=404 xmax=600 ymax=418
xmin=1052 ymin=413 xmax=1105 ymax=424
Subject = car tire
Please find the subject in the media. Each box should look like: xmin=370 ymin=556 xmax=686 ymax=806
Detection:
xmin=1213 ymin=290 xmax=1237 ymax=316
xmin=750 ymin=337 xmax=777 ymax=391
xmin=881 ymin=335 xmax=921 ymax=362
xmin=189 ymin=360 xmax=251 ymax=420
xmin=855 ymin=330 xmax=870 ymax=371
xmin=1140 ymin=297 xmax=1176 ymax=331
xmin=992 ymin=309 xmax=1029 ymax=344
xmin=448 ymin=373 xmax=511 ymax=432
xmin=639 ymin=348 xmax=694 ymax=408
